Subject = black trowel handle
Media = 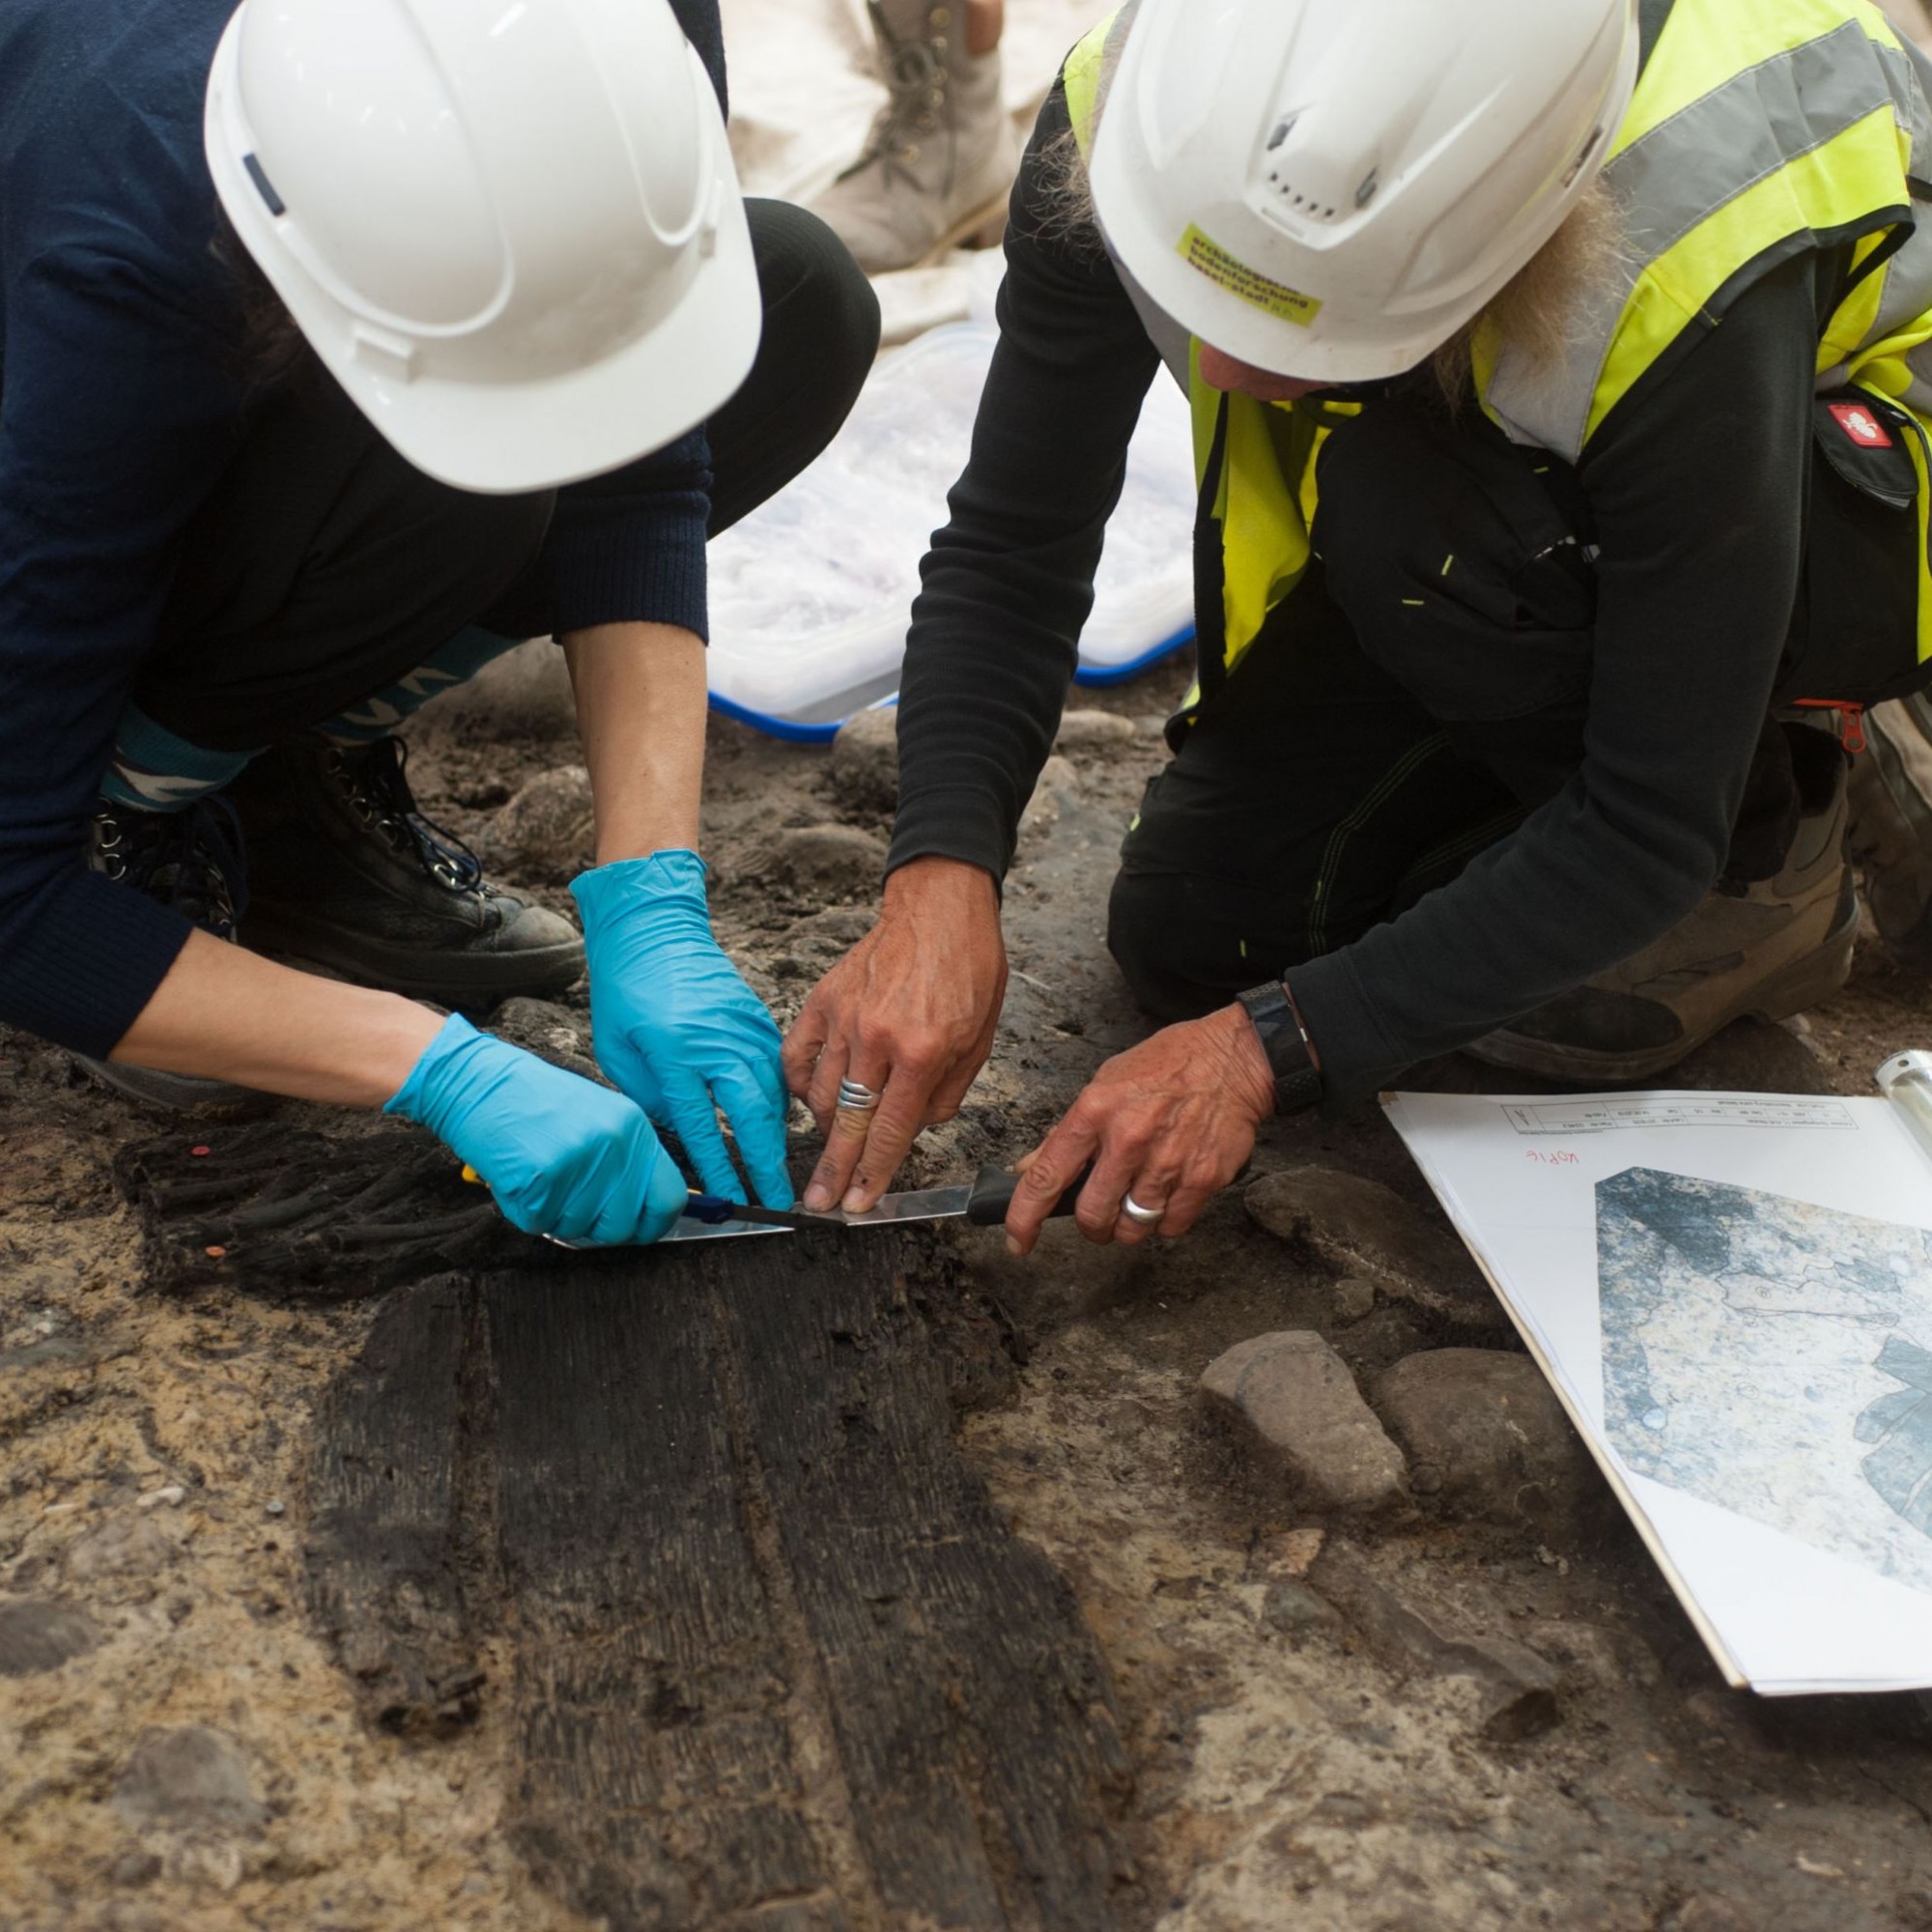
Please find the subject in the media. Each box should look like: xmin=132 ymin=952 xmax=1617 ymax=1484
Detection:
xmin=964 ymin=1162 xmax=1095 ymax=1226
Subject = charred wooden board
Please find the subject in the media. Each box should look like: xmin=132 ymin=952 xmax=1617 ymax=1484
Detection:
xmin=305 ymin=1233 xmax=1136 ymax=1931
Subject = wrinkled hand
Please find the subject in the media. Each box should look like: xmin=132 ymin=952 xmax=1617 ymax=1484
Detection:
xmin=572 ymin=850 xmax=791 ymax=1207
xmin=782 ymin=857 xmax=1007 ymax=1211
xmin=385 ymin=1014 xmax=689 ymax=1245
xmin=1005 ymin=1003 xmax=1276 ymax=1256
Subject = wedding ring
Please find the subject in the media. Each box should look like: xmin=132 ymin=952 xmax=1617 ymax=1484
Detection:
xmin=837 ymin=1077 xmax=882 ymax=1113
xmin=1121 ymin=1192 xmax=1164 ymax=1227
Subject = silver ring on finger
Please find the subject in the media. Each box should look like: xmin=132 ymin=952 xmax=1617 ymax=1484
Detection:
xmin=1121 ymin=1192 xmax=1165 ymax=1227
xmin=837 ymin=1076 xmax=882 ymax=1114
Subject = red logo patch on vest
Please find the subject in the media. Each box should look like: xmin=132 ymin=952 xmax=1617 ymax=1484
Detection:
xmin=1829 ymin=401 xmax=1892 ymax=447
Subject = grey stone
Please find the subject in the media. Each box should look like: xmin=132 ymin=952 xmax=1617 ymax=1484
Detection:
xmin=1054 ymin=708 xmax=1139 ymax=752
xmin=1332 ymin=1276 xmax=1378 ymax=1323
xmin=1019 ymin=755 xmax=1081 ymax=836
xmin=753 ymin=824 xmax=888 ymax=904
xmin=0 ymin=1597 xmax=101 ymax=1677
xmin=485 ymin=764 xmax=594 ymax=883
xmin=1312 ymin=1543 xmax=1563 ymax=1744
xmin=1243 ymin=1166 xmax=1507 ymax=1330
xmin=1200 ymin=1331 xmax=1408 ymax=1515
xmin=65 ymin=1516 xmax=175 ymax=1585
xmin=828 ymin=707 xmax=898 ymax=816
xmin=1668 ymin=1016 xmax=1833 ymax=1096
xmin=1375 ymin=1349 xmax=1603 ymax=1527
xmin=114 ymin=1726 xmax=268 ymax=1833
xmin=414 ymin=636 xmax=575 ymax=740
xmin=1261 ymin=1577 xmax=1339 ymax=1638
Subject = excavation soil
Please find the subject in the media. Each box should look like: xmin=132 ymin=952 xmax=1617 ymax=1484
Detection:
xmin=4 ymin=650 xmax=1931 ymax=1932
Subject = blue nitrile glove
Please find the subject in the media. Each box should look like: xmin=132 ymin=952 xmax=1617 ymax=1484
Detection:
xmin=570 ymin=849 xmax=793 ymax=1208
xmin=385 ymin=1014 xmax=689 ymax=1246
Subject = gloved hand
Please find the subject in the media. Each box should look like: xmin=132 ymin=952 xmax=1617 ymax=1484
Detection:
xmin=571 ymin=849 xmax=793 ymax=1207
xmin=385 ymin=1013 xmax=689 ymax=1245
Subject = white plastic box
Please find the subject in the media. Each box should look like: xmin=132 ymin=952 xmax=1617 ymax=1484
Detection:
xmin=705 ymin=321 xmax=1196 ymax=740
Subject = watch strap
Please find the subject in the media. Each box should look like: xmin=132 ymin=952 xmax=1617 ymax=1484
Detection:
xmin=1236 ymin=980 xmax=1323 ymax=1115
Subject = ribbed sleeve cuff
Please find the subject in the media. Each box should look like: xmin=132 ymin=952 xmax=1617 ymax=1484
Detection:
xmin=545 ymin=492 xmax=712 ymax=642
xmin=1283 ymin=947 xmax=1410 ymax=1111
xmin=887 ymin=788 xmax=1017 ymax=885
xmin=0 ymin=866 xmax=193 ymax=1058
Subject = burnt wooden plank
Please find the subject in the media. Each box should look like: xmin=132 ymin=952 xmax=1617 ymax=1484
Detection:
xmin=713 ymin=1236 xmax=1135 ymax=1931
xmin=304 ymin=1274 xmax=490 ymax=1733
xmin=485 ymin=1256 xmax=857 ymax=1932
xmin=310 ymin=1232 xmax=1136 ymax=1930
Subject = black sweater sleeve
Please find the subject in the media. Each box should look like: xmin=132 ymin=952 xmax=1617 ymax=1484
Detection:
xmin=1287 ymin=257 xmax=1819 ymax=1100
xmin=888 ymin=85 xmax=1161 ymax=881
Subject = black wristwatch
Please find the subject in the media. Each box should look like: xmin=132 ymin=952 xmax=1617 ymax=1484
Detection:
xmin=1236 ymin=979 xmax=1324 ymax=1116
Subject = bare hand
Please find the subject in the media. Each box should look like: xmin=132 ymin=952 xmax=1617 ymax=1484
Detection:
xmin=781 ymin=857 xmax=1008 ymax=1211
xmin=1005 ymin=1003 xmax=1276 ymax=1256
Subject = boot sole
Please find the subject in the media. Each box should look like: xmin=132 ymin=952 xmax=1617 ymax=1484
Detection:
xmin=241 ymin=915 xmax=584 ymax=1009
xmin=1466 ymin=900 xmax=1859 ymax=1086
xmin=71 ymin=1055 xmax=268 ymax=1116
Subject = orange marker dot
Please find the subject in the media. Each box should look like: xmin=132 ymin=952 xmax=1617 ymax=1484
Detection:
xmin=204 ymin=1245 xmax=227 ymax=1260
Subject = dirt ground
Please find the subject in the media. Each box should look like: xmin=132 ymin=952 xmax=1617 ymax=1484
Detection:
xmin=4 ymin=649 xmax=1931 ymax=1932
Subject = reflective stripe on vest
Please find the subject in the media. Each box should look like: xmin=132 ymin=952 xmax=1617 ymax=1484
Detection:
xmin=1067 ymin=0 xmax=1932 ymax=680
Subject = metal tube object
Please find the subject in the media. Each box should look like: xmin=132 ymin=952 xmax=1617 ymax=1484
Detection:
xmin=1875 ymin=1049 xmax=1932 ymax=1168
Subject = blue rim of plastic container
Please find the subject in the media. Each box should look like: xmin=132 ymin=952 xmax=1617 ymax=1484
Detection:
xmin=705 ymin=623 xmax=1197 ymax=744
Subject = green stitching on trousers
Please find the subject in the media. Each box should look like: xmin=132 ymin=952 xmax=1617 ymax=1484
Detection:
xmin=1306 ymin=733 xmax=1452 ymax=956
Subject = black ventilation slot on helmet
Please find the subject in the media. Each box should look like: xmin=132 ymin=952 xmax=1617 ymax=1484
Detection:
xmin=1264 ymin=165 xmax=1338 ymax=221
xmin=242 ymin=153 xmax=286 ymax=218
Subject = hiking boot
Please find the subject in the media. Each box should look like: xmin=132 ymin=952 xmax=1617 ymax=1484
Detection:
xmin=1848 ymin=692 xmax=1932 ymax=972
xmin=74 ymin=797 xmax=258 ymax=1111
xmin=1468 ymin=752 xmax=1857 ymax=1083
xmin=809 ymin=0 xmax=1018 ymax=274
xmin=231 ymin=737 xmax=584 ymax=1007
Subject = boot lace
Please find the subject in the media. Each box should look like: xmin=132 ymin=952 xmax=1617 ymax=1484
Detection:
xmin=843 ymin=2 xmax=952 ymax=185
xmin=328 ymin=739 xmax=487 ymax=895
xmin=92 ymin=795 xmax=249 ymax=939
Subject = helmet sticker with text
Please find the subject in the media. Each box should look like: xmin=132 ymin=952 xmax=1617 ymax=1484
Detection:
xmin=1177 ymin=224 xmax=1322 ymax=327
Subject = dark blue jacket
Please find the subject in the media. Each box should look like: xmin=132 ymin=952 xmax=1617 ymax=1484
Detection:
xmin=0 ymin=0 xmax=721 ymax=1057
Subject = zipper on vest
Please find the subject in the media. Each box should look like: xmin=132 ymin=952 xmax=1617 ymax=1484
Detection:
xmin=1793 ymin=698 xmax=1867 ymax=753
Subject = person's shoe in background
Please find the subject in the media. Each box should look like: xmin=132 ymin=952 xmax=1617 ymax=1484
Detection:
xmin=1849 ymin=691 xmax=1932 ymax=973
xmin=810 ymin=0 xmax=1018 ymax=274
xmin=1470 ymin=737 xmax=1857 ymax=1083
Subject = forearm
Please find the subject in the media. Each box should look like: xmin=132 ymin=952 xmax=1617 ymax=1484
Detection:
xmin=112 ymin=929 xmax=442 ymax=1106
xmin=563 ymin=621 xmax=708 ymax=863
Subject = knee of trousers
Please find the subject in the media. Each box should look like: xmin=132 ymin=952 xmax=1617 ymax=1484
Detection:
xmin=745 ymin=198 xmax=882 ymax=433
xmin=1106 ymin=867 xmax=1257 ymax=1023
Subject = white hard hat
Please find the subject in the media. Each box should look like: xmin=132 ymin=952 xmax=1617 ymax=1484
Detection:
xmin=1090 ymin=0 xmax=1638 ymax=383
xmin=205 ymin=0 xmax=760 ymax=494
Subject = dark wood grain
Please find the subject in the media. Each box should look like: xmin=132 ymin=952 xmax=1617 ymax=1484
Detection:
xmin=304 ymin=1274 xmax=491 ymax=1733
xmin=308 ymin=1233 xmax=1136 ymax=1930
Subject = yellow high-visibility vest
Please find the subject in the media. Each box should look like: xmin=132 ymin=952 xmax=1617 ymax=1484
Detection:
xmin=1065 ymin=0 xmax=1932 ymax=706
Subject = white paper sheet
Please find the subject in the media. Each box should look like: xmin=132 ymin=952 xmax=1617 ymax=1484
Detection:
xmin=1382 ymin=1088 xmax=1932 ymax=1694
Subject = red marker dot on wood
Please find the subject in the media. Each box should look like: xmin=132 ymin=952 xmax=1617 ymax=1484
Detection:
xmin=190 ymin=1146 xmax=212 ymax=1157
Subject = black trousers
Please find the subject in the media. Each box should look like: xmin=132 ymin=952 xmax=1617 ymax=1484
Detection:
xmin=1109 ymin=386 xmax=1914 ymax=1022
xmin=138 ymin=200 xmax=880 ymax=751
